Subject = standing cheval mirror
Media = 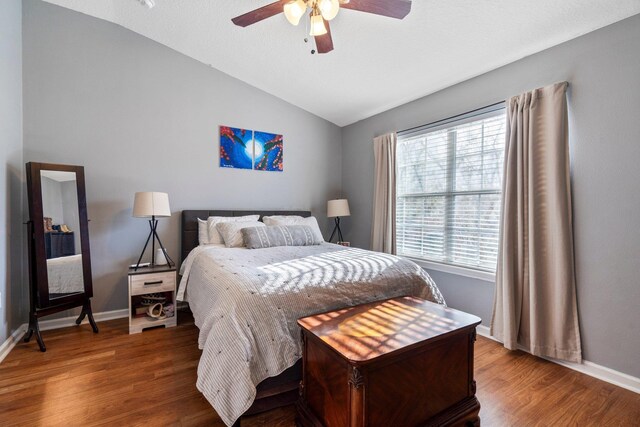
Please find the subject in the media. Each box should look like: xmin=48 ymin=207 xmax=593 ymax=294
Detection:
xmin=25 ymin=162 xmax=98 ymax=352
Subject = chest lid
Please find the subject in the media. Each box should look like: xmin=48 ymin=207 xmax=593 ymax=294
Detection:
xmin=297 ymin=296 xmax=481 ymax=364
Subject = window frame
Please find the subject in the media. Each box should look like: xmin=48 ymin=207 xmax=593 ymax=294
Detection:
xmin=395 ymin=103 xmax=506 ymax=278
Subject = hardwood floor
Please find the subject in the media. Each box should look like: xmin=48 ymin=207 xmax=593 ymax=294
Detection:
xmin=1 ymin=312 xmax=638 ymax=426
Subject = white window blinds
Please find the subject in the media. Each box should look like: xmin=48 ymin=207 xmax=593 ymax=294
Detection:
xmin=396 ymin=104 xmax=506 ymax=272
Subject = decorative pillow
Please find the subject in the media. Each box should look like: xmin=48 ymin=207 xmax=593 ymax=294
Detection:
xmin=216 ymin=220 xmax=265 ymax=248
xmin=262 ymin=216 xmax=324 ymax=242
xmin=197 ymin=218 xmax=209 ymax=245
xmin=262 ymin=215 xmax=304 ymax=226
xmin=242 ymin=225 xmax=323 ymax=249
xmin=206 ymin=215 xmax=260 ymax=245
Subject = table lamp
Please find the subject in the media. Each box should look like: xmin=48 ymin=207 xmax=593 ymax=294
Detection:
xmin=132 ymin=191 xmax=173 ymax=270
xmin=327 ymin=198 xmax=350 ymax=243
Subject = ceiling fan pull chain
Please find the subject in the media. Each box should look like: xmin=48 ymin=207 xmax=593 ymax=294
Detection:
xmin=311 ymin=29 xmax=317 ymax=54
xmin=303 ymin=12 xmax=315 ymax=54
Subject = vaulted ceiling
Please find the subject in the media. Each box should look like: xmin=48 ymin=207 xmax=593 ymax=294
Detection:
xmin=43 ymin=0 xmax=640 ymax=126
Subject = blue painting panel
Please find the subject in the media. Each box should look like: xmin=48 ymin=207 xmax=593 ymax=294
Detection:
xmin=254 ymin=131 xmax=283 ymax=172
xmin=220 ymin=126 xmax=253 ymax=170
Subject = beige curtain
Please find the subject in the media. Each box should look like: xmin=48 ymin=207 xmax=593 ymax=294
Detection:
xmin=371 ymin=133 xmax=397 ymax=254
xmin=491 ymin=82 xmax=582 ymax=363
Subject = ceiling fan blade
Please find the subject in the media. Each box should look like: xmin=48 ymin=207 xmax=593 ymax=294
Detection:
xmin=232 ymin=1 xmax=289 ymax=27
xmin=315 ymin=19 xmax=334 ymax=54
xmin=340 ymin=0 xmax=412 ymax=19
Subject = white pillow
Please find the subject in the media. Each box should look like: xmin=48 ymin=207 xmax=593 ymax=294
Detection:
xmin=197 ymin=218 xmax=209 ymax=245
xmin=205 ymin=215 xmax=260 ymax=245
xmin=216 ymin=221 xmax=265 ymax=248
xmin=263 ymin=216 xmax=324 ymax=242
xmin=262 ymin=215 xmax=304 ymax=226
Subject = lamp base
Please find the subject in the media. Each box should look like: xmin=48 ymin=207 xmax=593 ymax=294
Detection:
xmin=329 ymin=217 xmax=344 ymax=243
xmin=134 ymin=216 xmax=174 ymax=271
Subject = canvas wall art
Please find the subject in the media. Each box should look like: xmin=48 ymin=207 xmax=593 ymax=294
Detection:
xmin=220 ymin=126 xmax=253 ymax=170
xmin=254 ymin=131 xmax=283 ymax=172
xmin=219 ymin=126 xmax=283 ymax=172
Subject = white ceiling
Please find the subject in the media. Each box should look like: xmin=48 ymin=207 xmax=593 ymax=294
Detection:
xmin=43 ymin=0 xmax=640 ymax=126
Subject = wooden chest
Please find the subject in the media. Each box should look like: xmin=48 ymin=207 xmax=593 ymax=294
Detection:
xmin=296 ymin=296 xmax=482 ymax=427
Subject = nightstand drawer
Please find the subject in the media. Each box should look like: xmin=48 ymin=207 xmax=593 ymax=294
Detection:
xmin=130 ymin=271 xmax=175 ymax=296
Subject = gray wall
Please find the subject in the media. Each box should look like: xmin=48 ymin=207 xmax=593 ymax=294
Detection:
xmin=41 ymin=176 xmax=63 ymax=224
xmin=61 ymin=180 xmax=81 ymax=251
xmin=41 ymin=176 xmax=81 ymax=251
xmin=23 ymin=1 xmax=342 ymax=317
xmin=342 ymin=14 xmax=640 ymax=378
xmin=0 ymin=0 xmax=25 ymax=344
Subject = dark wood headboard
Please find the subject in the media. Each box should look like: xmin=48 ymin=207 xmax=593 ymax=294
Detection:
xmin=181 ymin=210 xmax=311 ymax=262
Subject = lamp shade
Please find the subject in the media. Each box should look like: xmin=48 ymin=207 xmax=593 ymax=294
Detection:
xmin=132 ymin=192 xmax=171 ymax=218
xmin=327 ymin=199 xmax=350 ymax=218
xmin=284 ymin=0 xmax=306 ymax=26
xmin=309 ymin=13 xmax=327 ymax=36
xmin=319 ymin=0 xmax=339 ymax=21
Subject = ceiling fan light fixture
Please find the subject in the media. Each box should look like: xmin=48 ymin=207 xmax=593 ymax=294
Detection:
xmin=284 ymin=0 xmax=307 ymax=26
xmin=309 ymin=13 xmax=327 ymax=36
xmin=232 ymin=0 xmax=413 ymax=54
xmin=319 ymin=0 xmax=340 ymax=21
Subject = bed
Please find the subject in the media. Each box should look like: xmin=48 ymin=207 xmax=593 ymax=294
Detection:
xmin=47 ymin=253 xmax=84 ymax=295
xmin=179 ymin=210 xmax=445 ymax=426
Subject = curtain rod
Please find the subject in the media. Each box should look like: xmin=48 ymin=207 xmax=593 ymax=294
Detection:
xmin=397 ymin=100 xmax=505 ymax=136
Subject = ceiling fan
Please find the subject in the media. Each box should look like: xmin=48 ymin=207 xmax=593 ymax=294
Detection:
xmin=232 ymin=0 xmax=412 ymax=54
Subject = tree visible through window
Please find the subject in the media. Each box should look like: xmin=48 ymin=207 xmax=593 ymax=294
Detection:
xmin=396 ymin=106 xmax=506 ymax=272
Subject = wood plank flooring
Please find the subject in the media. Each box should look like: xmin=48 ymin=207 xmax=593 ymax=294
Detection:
xmin=1 ymin=311 xmax=638 ymax=426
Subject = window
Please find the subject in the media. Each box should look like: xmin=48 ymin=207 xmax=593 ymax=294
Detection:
xmin=396 ymin=104 xmax=506 ymax=273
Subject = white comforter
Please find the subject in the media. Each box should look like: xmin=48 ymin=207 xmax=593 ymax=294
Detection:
xmin=47 ymin=254 xmax=84 ymax=294
xmin=178 ymin=243 xmax=444 ymax=426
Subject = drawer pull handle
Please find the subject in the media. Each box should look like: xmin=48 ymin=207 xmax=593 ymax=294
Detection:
xmin=144 ymin=280 xmax=163 ymax=286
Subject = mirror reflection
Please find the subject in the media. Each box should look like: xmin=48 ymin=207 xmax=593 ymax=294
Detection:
xmin=41 ymin=170 xmax=83 ymax=299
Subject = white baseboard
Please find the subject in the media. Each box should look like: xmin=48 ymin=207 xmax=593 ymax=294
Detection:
xmin=476 ymin=325 xmax=500 ymax=342
xmin=38 ymin=308 xmax=128 ymax=331
xmin=0 ymin=309 xmax=129 ymax=364
xmin=0 ymin=324 xmax=28 ymax=364
xmin=476 ymin=325 xmax=640 ymax=394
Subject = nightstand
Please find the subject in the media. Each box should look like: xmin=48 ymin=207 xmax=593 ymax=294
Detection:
xmin=127 ymin=265 xmax=177 ymax=334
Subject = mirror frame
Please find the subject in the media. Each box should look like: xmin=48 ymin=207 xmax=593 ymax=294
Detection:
xmin=26 ymin=162 xmax=93 ymax=308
